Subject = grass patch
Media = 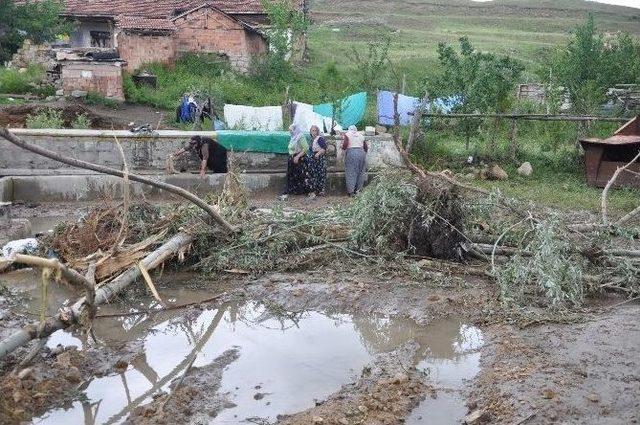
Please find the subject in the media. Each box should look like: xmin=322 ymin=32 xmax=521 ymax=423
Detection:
xmin=0 ymin=65 xmax=54 ymax=96
xmin=82 ymin=91 xmax=120 ymax=109
xmin=412 ymin=119 xmax=639 ymax=213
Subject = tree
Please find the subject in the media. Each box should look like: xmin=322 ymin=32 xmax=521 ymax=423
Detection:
xmin=348 ymin=33 xmax=391 ymax=93
xmin=0 ymin=0 xmax=69 ymax=64
xmin=317 ymin=61 xmax=353 ymax=131
xmin=544 ymin=15 xmax=640 ymax=114
xmin=254 ymin=0 xmax=308 ymax=82
xmin=429 ymin=37 xmax=524 ymax=149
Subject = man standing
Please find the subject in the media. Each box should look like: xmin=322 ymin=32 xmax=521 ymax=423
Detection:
xmin=170 ymin=136 xmax=228 ymax=176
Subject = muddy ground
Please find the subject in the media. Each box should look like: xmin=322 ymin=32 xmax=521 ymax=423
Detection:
xmin=0 ymin=199 xmax=639 ymax=424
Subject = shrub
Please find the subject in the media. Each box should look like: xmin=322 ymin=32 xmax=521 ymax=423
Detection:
xmin=25 ymin=108 xmax=63 ymax=129
xmin=0 ymin=66 xmax=45 ymax=94
xmin=71 ymin=113 xmax=92 ymax=129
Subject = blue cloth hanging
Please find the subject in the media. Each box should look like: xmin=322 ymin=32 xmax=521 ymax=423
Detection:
xmin=313 ymin=92 xmax=367 ymax=128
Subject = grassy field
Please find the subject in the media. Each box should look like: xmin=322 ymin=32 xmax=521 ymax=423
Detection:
xmin=308 ymin=0 xmax=640 ymax=92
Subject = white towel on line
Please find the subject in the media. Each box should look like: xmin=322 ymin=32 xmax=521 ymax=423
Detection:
xmin=223 ymin=104 xmax=284 ymax=131
xmin=292 ymin=101 xmax=333 ymax=133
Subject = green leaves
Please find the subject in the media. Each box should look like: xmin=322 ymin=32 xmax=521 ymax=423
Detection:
xmin=0 ymin=0 xmax=71 ymax=63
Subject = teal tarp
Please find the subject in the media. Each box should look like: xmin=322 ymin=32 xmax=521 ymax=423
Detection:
xmin=313 ymin=92 xmax=367 ymax=128
xmin=216 ymin=131 xmax=290 ymax=154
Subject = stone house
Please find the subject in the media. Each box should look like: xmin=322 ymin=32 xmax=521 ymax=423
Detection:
xmin=60 ymin=0 xmax=273 ymax=73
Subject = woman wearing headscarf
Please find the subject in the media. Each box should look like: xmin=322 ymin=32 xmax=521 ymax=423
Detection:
xmin=281 ymin=124 xmax=311 ymax=199
xmin=308 ymin=125 xmax=328 ymax=197
xmin=342 ymin=125 xmax=367 ymax=196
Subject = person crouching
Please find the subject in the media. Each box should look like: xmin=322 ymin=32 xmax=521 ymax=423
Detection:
xmin=170 ymin=136 xmax=228 ymax=177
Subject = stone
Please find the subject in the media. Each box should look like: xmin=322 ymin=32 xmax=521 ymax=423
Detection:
xmin=375 ymin=125 xmax=388 ymax=135
xmin=339 ymin=419 xmax=349 ymax=425
xmin=464 ymin=409 xmax=488 ymax=424
xmin=487 ymin=164 xmax=508 ymax=181
xmin=70 ymin=90 xmax=88 ymax=98
xmin=17 ymin=368 xmax=34 ymax=380
xmin=66 ymin=366 xmax=82 ymax=383
xmin=365 ymin=126 xmax=376 ymax=136
xmin=517 ymin=162 xmax=533 ymax=177
xmin=586 ymin=393 xmax=600 ymax=403
xmin=55 ymin=89 xmax=64 ymax=96
xmin=312 ymin=416 xmax=324 ymax=423
xmin=18 ymin=67 xmax=28 ymax=74
xmin=45 ymin=96 xmax=56 ymax=102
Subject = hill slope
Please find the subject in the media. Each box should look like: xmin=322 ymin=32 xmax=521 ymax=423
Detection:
xmin=307 ymin=0 xmax=640 ymax=92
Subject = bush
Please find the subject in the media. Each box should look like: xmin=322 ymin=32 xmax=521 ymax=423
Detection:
xmin=71 ymin=113 xmax=92 ymax=129
xmin=0 ymin=66 xmax=46 ymax=94
xmin=25 ymin=108 xmax=64 ymax=129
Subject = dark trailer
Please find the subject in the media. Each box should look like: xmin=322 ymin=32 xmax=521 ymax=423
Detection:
xmin=580 ymin=115 xmax=640 ymax=188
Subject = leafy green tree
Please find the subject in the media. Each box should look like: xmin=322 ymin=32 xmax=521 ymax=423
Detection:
xmin=429 ymin=36 xmax=524 ymax=149
xmin=0 ymin=0 xmax=69 ymax=63
xmin=317 ymin=61 xmax=353 ymax=130
xmin=254 ymin=0 xmax=308 ymax=82
xmin=544 ymin=15 xmax=640 ymax=114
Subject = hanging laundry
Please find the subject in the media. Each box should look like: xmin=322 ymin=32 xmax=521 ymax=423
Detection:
xmin=223 ymin=105 xmax=284 ymax=131
xmin=292 ymin=101 xmax=333 ymax=133
xmin=377 ymin=91 xmax=464 ymax=126
xmin=216 ymin=131 xmax=290 ymax=154
xmin=377 ymin=91 xmax=420 ymax=126
xmin=313 ymin=92 xmax=367 ymax=128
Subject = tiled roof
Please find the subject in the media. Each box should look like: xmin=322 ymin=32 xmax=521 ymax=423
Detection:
xmin=59 ymin=0 xmax=269 ymax=18
xmin=116 ymin=15 xmax=177 ymax=31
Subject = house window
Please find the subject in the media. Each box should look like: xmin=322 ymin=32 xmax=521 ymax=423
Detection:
xmin=90 ymin=31 xmax=111 ymax=47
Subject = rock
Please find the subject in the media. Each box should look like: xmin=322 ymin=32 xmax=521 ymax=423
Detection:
xmin=365 ymin=126 xmax=376 ymax=136
xmin=487 ymin=164 xmax=508 ymax=181
xmin=66 ymin=366 xmax=82 ymax=383
xmin=357 ymin=405 xmax=368 ymax=413
xmin=541 ymin=388 xmax=556 ymax=399
xmin=17 ymin=367 xmax=34 ymax=380
xmin=517 ymin=162 xmax=533 ymax=177
xmin=70 ymin=90 xmax=88 ymax=98
xmin=375 ymin=125 xmax=388 ymax=135
xmin=464 ymin=409 xmax=488 ymax=424
xmin=18 ymin=67 xmax=28 ymax=74
xmin=45 ymin=96 xmax=56 ymax=102
xmin=312 ymin=416 xmax=324 ymax=423
xmin=339 ymin=419 xmax=349 ymax=425
xmin=55 ymin=89 xmax=64 ymax=96
xmin=586 ymin=393 xmax=600 ymax=403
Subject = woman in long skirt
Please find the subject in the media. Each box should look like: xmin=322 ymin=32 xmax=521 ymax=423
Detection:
xmin=281 ymin=124 xmax=312 ymax=199
xmin=342 ymin=125 xmax=367 ymax=196
xmin=308 ymin=125 xmax=328 ymax=196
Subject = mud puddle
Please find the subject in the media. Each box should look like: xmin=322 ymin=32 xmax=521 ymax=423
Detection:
xmin=2 ymin=274 xmax=484 ymax=425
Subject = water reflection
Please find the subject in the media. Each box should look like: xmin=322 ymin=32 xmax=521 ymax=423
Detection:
xmin=30 ymin=288 xmax=483 ymax=425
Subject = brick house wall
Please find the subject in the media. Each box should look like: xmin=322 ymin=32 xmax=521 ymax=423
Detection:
xmin=117 ymin=31 xmax=176 ymax=72
xmin=61 ymin=62 xmax=125 ymax=100
xmin=173 ymin=6 xmax=268 ymax=73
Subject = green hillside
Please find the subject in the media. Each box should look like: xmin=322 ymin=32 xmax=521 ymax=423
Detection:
xmin=308 ymin=0 xmax=640 ymax=93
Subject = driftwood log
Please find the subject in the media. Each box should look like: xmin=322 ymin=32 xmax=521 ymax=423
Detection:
xmin=0 ymin=231 xmax=195 ymax=360
xmin=0 ymin=128 xmax=236 ymax=233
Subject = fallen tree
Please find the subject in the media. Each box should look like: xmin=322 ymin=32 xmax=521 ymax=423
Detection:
xmin=0 ymin=231 xmax=194 ymax=360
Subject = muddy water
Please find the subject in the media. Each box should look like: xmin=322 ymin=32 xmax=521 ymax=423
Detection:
xmin=0 ymin=272 xmax=484 ymax=425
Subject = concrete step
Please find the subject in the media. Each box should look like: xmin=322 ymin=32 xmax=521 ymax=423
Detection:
xmin=0 ymin=172 xmax=365 ymax=203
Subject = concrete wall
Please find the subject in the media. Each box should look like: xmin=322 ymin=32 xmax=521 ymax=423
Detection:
xmin=173 ymin=7 xmax=268 ymax=73
xmin=61 ymin=62 xmax=125 ymax=100
xmin=70 ymin=20 xmax=115 ymax=48
xmin=0 ymin=178 xmax=12 ymax=203
xmin=1 ymin=129 xmax=400 ymax=173
xmin=117 ymin=32 xmax=176 ymax=72
xmin=4 ymin=172 xmax=354 ymax=203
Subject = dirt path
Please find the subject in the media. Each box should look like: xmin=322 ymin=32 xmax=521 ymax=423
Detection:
xmin=469 ymin=304 xmax=640 ymax=424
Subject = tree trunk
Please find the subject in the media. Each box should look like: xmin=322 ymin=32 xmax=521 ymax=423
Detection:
xmin=0 ymin=232 xmax=195 ymax=360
